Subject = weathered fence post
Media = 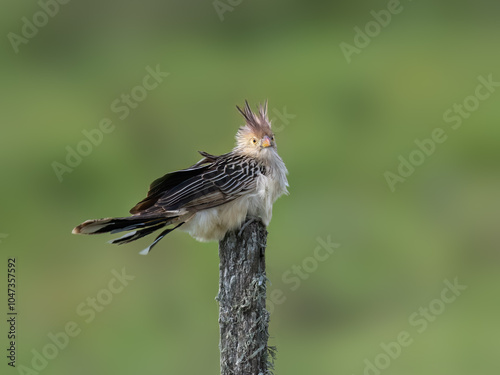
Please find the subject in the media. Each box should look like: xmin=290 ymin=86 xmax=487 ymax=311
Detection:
xmin=217 ymin=219 xmax=275 ymax=375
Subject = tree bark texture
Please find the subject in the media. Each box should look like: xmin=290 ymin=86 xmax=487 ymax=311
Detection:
xmin=217 ymin=219 xmax=274 ymax=375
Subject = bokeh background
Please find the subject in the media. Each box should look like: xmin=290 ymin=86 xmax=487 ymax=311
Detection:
xmin=1 ymin=0 xmax=500 ymax=374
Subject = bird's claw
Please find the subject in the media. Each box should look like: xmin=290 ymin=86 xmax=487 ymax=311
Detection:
xmin=238 ymin=218 xmax=256 ymax=236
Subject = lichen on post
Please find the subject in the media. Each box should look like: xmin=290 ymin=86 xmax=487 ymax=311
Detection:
xmin=217 ymin=218 xmax=275 ymax=375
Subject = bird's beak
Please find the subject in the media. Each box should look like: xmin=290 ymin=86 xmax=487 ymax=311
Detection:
xmin=261 ymin=135 xmax=272 ymax=148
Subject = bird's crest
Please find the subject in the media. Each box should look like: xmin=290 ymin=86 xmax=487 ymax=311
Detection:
xmin=236 ymin=100 xmax=272 ymax=138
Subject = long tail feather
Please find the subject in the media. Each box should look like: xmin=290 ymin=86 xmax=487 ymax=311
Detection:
xmin=139 ymin=222 xmax=185 ymax=255
xmin=73 ymin=215 xmax=184 ymax=254
xmin=108 ymin=222 xmax=167 ymax=245
xmin=72 ymin=216 xmax=168 ymax=235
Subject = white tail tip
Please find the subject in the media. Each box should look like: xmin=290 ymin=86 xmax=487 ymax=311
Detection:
xmin=139 ymin=247 xmax=151 ymax=255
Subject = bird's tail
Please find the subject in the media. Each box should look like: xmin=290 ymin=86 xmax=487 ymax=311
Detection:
xmin=72 ymin=215 xmax=184 ymax=255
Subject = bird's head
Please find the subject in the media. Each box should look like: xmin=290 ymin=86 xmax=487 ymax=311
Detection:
xmin=234 ymin=100 xmax=277 ymax=160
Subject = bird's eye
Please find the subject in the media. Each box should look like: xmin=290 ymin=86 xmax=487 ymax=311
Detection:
xmin=252 ymin=138 xmax=257 ymax=144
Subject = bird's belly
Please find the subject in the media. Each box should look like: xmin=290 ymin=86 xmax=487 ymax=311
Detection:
xmin=247 ymin=174 xmax=279 ymax=226
xmin=180 ymin=197 xmax=251 ymax=242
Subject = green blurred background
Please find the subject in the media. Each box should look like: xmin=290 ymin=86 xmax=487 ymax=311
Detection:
xmin=1 ymin=0 xmax=499 ymax=374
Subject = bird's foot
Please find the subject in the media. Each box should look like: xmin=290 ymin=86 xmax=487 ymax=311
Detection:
xmin=238 ymin=217 xmax=257 ymax=236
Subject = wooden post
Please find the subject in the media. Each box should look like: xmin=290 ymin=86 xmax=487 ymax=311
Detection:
xmin=217 ymin=219 xmax=275 ymax=375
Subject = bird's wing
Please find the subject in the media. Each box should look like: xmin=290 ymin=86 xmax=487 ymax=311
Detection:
xmin=131 ymin=153 xmax=262 ymax=215
xmin=130 ymin=159 xmax=212 ymax=214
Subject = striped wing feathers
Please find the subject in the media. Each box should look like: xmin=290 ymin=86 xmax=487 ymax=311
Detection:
xmin=132 ymin=153 xmax=261 ymax=215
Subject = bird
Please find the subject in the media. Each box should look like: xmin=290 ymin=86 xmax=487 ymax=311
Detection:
xmin=72 ymin=100 xmax=289 ymax=255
